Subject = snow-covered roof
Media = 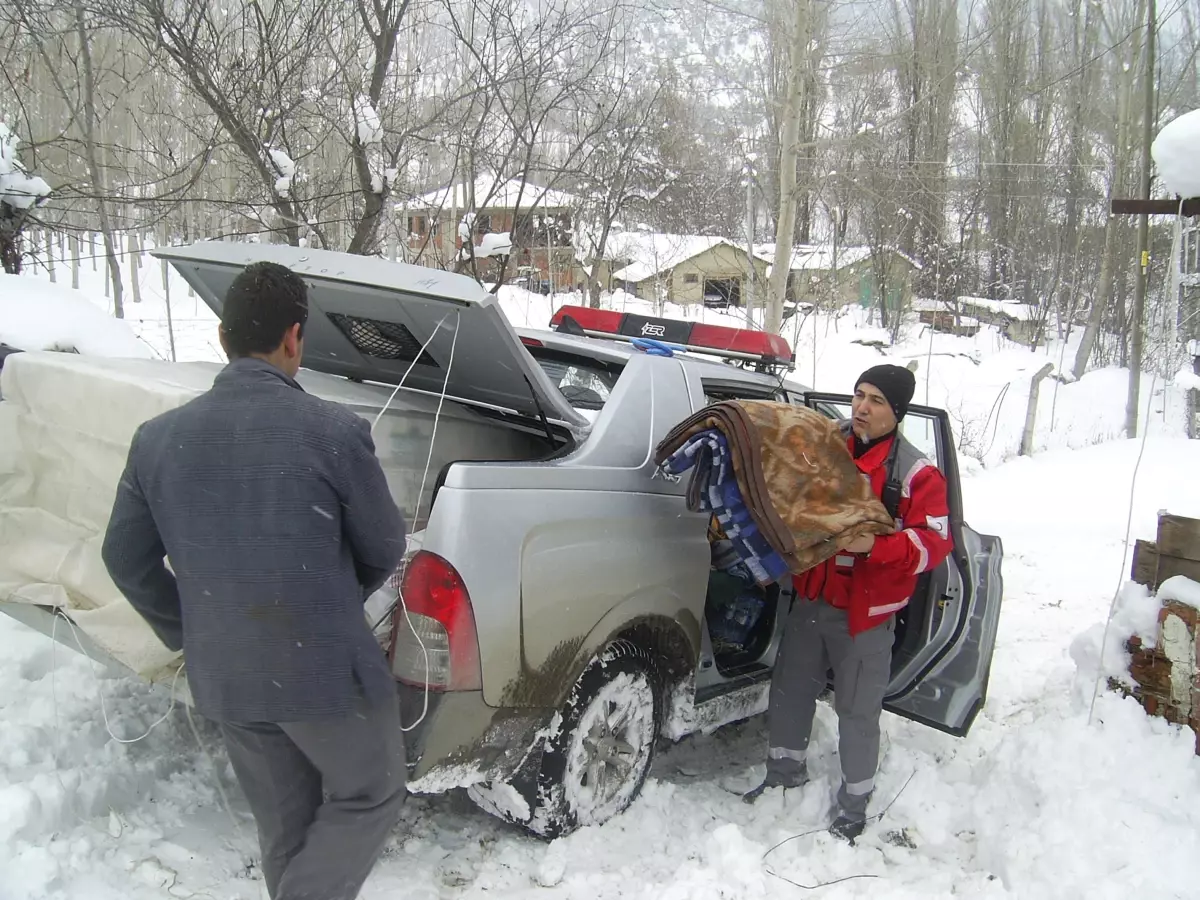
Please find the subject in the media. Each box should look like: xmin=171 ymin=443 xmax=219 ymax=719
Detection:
xmin=405 ymin=175 xmax=580 ymax=212
xmin=0 ymin=275 xmax=155 ymax=358
xmin=607 ymin=233 xmax=735 ymax=282
xmin=753 ymin=243 xmax=918 ymax=272
xmin=912 ymin=295 xmax=1038 ymax=322
xmin=958 ymin=295 xmax=1039 ymax=322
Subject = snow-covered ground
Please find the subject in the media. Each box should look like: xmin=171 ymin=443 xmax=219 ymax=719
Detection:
xmin=3 ymin=244 xmax=1200 ymax=899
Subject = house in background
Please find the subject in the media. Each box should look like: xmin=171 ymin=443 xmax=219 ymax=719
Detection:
xmin=912 ymin=295 xmax=1044 ymax=344
xmin=957 ymin=296 xmax=1041 ymax=345
xmin=399 ymin=175 xmax=583 ymax=291
xmin=603 ymin=233 xmax=921 ymax=315
xmin=753 ymin=244 xmax=921 ymax=312
xmin=604 ymin=232 xmax=765 ymax=307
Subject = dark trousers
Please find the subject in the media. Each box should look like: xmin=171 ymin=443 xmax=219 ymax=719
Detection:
xmin=219 ymin=694 xmax=407 ymax=900
xmin=766 ymin=599 xmax=895 ymax=821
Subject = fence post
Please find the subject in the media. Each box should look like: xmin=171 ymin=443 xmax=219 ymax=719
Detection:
xmin=1189 ymin=340 xmax=1200 ymax=440
xmin=70 ymin=232 xmax=80 ymax=289
xmin=1020 ymin=362 xmax=1055 ymax=456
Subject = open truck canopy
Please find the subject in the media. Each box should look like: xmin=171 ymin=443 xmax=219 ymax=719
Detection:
xmin=151 ymin=241 xmax=590 ymax=432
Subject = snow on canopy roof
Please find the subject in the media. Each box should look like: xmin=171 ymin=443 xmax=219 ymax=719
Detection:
xmin=912 ymin=295 xmax=1039 ymax=322
xmin=607 ymin=232 xmax=734 ymax=283
xmin=0 ymin=275 xmax=156 ymax=359
xmin=404 ymin=175 xmax=580 ymax=212
xmin=958 ymin=295 xmax=1039 ymax=322
xmin=752 ymin=243 xmax=920 ymax=272
xmin=753 ymin=243 xmax=868 ymax=271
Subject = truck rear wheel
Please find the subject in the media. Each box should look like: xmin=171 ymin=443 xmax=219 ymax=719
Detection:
xmin=468 ymin=640 xmax=662 ymax=838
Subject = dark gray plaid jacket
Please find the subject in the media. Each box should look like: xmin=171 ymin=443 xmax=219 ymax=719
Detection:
xmin=101 ymin=357 xmax=407 ymax=722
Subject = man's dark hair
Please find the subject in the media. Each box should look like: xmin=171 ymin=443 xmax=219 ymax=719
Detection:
xmin=219 ymin=261 xmax=309 ymax=357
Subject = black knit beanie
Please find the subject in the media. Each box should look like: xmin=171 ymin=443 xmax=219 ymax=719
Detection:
xmin=856 ymin=364 xmax=916 ymax=422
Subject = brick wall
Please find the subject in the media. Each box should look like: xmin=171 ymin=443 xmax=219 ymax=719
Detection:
xmin=1122 ymin=600 xmax=1200 ymax=754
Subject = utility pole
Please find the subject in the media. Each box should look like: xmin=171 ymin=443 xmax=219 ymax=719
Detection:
xmin=1126 ymin=0 xmax=1157 ymax=439
xmin=745 ymin=160 xmax=756 ymax=320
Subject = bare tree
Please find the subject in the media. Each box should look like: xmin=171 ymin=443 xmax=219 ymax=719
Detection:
xmin=73 ymin=1 xmax=123 ymax=312
xmin=434 ymin=0 xmax=639 ymax=288
xmin=890 ymin=0 xmax=960 ymax=301
xmin=765 ymin=0 xmax=818 ymax=335
xmin=0 ymin=124 xmax=52 ymax=273
xmin=1072 ymin=0 xmax=1147 ymax=379
xmin=567 ymin=79 xmax=674 ymax=306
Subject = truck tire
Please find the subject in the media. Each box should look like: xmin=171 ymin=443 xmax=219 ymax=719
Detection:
xmin=468 ymin=640 xmax=662 ymax=839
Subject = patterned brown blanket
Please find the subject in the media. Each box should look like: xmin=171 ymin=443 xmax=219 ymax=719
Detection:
xmin=654 ymin=400 xmax=895 ymax=574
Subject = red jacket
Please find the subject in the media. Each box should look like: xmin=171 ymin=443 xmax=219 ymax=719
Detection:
xmin=793 ymin=431 xmax=953 ymax=636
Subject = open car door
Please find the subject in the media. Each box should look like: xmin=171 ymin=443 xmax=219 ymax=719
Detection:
xmin=151 ymin=242 xmax=590 ymax=433
xmin=804 ymin=392 xmax=1004 ymax=736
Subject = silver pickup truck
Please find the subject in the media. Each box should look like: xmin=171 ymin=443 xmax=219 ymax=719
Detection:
xmin=3 ymin=243 xmax=1004 ymax=840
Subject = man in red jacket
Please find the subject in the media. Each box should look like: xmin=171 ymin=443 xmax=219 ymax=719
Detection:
xmin=743 ymin=364 xmax=953 ymax=843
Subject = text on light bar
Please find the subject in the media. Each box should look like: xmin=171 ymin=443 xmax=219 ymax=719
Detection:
xmin=547 ymin=305 xmax=793 ymax=366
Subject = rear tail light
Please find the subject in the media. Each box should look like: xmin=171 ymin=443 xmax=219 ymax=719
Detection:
xmin=389 ymin=551 xmax=482 ymax=692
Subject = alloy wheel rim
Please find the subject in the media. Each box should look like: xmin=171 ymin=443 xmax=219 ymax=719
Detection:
xmin=565 ymin=672 xmax=654 ymax=824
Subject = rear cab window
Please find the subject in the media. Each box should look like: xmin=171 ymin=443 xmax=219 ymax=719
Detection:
xmin=524 ymin=345 xmax=624 ymax=417
xmin=700 ymin=378 xmax=789 ymax=407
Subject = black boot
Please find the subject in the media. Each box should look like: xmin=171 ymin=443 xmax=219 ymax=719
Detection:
xmin=829 ymin=814 xmax=866 ymax=844
xmin=742 ymin=767 xmax=808 ymax=805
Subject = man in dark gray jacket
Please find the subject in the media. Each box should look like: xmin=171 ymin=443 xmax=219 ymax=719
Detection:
xmin=101 ymin=261 xmax=408 ymax=900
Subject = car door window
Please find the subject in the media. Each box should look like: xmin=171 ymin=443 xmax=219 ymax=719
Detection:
xmin=901 ymin=414 xmax=941 ymax=469
xmin=806 ymin=395 xmax=944 ymax=474
xmin=526 ymin=349 xmax=621 ymax=411
xmin=700 ymin=380 xmax=786 ymax=408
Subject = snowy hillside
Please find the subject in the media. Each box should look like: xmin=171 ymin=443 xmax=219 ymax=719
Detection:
xmin=2 ymin=260 xmax=1200 ymax=899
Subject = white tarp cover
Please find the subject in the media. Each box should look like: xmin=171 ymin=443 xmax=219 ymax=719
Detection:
xmin=0 ymin=351 xmax=547 ymax=687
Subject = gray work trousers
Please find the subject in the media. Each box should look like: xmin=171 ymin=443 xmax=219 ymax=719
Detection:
xmin=766 ymin=599 xmax=895 ymax=821
xmin=219 ymin=694 xmax=407 ymax=900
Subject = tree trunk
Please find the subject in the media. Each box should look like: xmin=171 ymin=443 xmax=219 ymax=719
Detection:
xmin=588 ymin=218 xmax=617 ymax=309
xmin=1126 ymin=0 xmax=1156 ymax=439
xmin=0 ymin=211 xmax=24 ymax=274
xmin=129 ymin=231 xmax=143 ymax=304
xmin=70 ymin=232 xmax=80 ymax=289
xmin=76 ymin=2 xmax=124 ymax=317
xmin=765 ymin=0 xmax=811 ymax=336
xmin=46 ymin=228 xmax=56 ymax=283
xmin=1072 ymin=12 xmax=1139 ymax=380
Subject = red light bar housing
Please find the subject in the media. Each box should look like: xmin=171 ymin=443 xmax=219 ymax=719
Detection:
xmin=548 ymin=305 xmax=793 ymax=371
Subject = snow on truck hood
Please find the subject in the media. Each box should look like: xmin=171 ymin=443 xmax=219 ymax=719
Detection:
xmin=0 ymin=274 xmax=156 ymax=359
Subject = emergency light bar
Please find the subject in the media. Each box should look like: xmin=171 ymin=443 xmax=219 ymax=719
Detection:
xmin=548 ymin=305 xmax=794 ymax=371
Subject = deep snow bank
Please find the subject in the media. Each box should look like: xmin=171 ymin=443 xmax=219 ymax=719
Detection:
xmin=3 ymin=439 xmax=1200 ymax=899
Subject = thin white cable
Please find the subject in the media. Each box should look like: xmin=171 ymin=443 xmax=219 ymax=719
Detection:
xmin=369 ymin=311 xmax=453 ymax=436
xmin=1087 ymin=369 xmax=1158 ymax=725
xmin=54 ymin=608 xmax=184 ymax=744
xmin=370 ymin=310 xmax=460 ymax=733
xmin=409 ymin=309 xmax=461 ymax=542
